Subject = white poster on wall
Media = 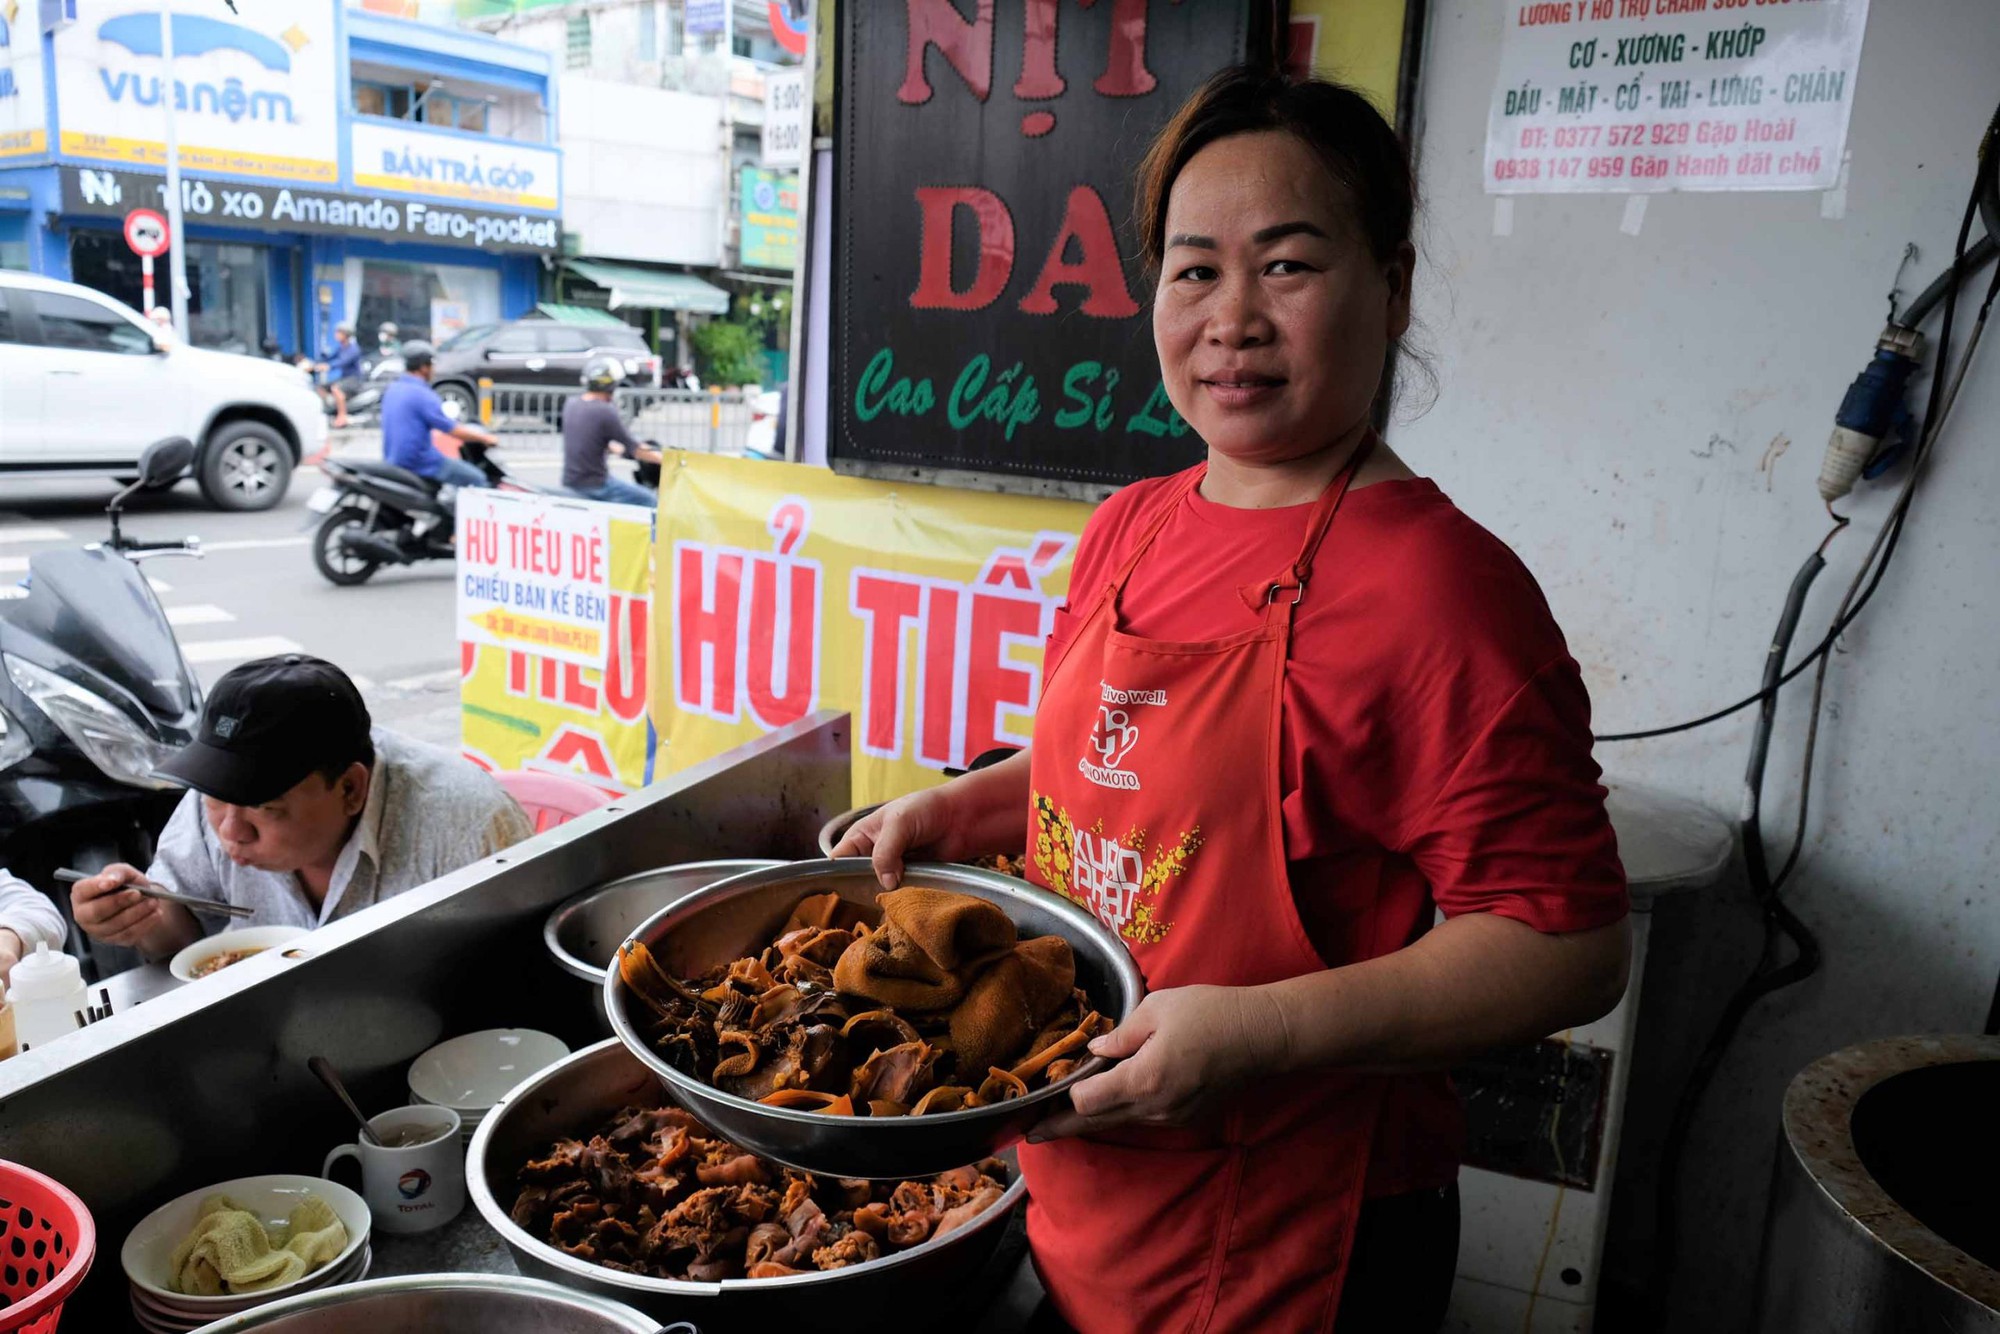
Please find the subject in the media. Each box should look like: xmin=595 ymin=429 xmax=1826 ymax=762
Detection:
xmin=53 ymin=0 xmax=340 ymax=183
xmin=1484 ymin=0 xmax=1870 ymax=194
xmin=0 ymin=2 xmax=49 ymax=161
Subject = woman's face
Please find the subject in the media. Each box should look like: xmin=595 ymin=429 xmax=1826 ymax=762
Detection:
xmin=1154 ymin=130 xmax=1412 ymax=467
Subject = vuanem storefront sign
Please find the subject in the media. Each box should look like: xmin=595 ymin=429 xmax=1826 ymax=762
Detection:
xmin=61 ymin=165 xmax=561 ymax=254
xmin=52 ymin=0 xmax=342 ymax=183
xmin=349 ymin=120 xmax=560 ymax=215
xmin=0 ymin=0 xmax=50 ymax=160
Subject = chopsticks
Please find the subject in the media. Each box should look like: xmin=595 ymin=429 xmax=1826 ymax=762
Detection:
xmin=53 ymin=868 xmax=256 ymax=919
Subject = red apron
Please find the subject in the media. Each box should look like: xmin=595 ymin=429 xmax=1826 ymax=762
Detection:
xmin=1018 ymin=448 xmax=1387 ymax=1334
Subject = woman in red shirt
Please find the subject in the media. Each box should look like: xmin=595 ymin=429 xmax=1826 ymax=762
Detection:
xmin=836 ymin=66 xmax=1630 ymax=1333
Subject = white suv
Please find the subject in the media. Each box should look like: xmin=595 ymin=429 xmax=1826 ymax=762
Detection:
xmin=0 ymin=272 xmax=327 ymax=511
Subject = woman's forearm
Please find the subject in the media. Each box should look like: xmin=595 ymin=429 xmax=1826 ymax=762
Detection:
xmin=1255 ymin=913 xmax=1632 ymax=1076
xmin=939 ymin=747 xmax=1034 ymax=854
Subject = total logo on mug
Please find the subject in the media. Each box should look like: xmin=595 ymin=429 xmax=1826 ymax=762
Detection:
xmin=324 ymin=1105 xmax=466 ymax=1234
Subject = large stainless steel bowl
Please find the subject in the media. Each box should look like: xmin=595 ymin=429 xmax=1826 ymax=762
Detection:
xmin=545 ymin=861 xmax=780 ymax=1031
xmin=467 ymin=1038 xmax=1025 ymax=1331
xmin=188 ymin=1274 xmax=666 ymax=1332
xmin=604 ymin=858 xmax=1145 ymax=1179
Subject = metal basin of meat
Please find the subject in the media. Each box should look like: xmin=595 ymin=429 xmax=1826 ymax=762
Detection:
xmin=186 ymin=1274 xmax=663 ymax=1332
xmin=467 ymin=1039 xmax=1026 ymax=1331
xmin=604 ymin=858 xmax=1145 ymax=1180
xmin=545 ymin=861 xmax=780 ymax=1031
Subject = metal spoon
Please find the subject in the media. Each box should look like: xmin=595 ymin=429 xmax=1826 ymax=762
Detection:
xmin=308 ymin=1055 xmax=382 ymax=1146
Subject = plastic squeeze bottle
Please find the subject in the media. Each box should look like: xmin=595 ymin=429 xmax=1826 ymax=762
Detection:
xmin=10 ymin=942 xmax=88 ymax=1050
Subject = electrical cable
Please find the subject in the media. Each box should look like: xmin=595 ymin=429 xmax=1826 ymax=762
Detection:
xmin=1645 ymin=110 xmax=1997 ymax=1322
xmin=1600 ymin=100 xmax=2000 ymax=746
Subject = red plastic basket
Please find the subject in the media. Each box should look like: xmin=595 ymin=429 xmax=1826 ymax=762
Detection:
xmin=0 ymin=1162 xmax=94 ymax=1334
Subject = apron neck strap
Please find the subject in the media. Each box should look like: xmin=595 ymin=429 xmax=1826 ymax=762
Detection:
xmin=1261 ymin=432 xmax=1375 ymax=614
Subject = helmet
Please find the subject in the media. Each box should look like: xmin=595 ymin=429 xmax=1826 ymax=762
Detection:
xmin=377 ymin=322 xmax=399 ymax=337
xmin=335 ymin=321 xmax=355 ymax=336
xmin=399 ymin=339 xmax=436 ymax=371
xmin=580 ymin=355 xmax=622 ymax=392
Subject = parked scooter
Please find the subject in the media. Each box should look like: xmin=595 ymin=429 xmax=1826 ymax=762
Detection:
xmin=308 ymin=439 xmax=538 ymax=586
xmin=0 ymin=439 xmax=205 ymax=975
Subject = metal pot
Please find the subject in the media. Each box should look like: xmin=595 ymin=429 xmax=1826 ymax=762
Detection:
xmin=815 ymin=805 xmax=883 ymax=856
xmin=188 ymin=1274 xmax=666 ymax=1332
xmin=604 ymin=858 xmax=1145 ymax=1180
xmin=544 ymin=862 xmax=779 ymax=1031
xmin=467 ymin=1039 xmax=1025 ymax=1331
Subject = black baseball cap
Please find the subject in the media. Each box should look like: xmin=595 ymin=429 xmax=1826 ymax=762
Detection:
xmin=156 ymin=655 xmax=373 ymax=806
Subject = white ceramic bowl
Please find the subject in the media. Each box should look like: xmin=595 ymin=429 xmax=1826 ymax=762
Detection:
xmin=407 ymin=1029 xmax=570 ymax=1113
xmin=168 ymin=927 xmax=310 ymax=983
xmin=120 ymin=1173 xmax=370 ymax=1310
xmin=129 ymin=1244 xmax=370 ymax=1327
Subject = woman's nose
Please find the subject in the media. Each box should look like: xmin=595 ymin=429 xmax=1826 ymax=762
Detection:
xmin=1206 ymin=274 xmax=1273 ymax=347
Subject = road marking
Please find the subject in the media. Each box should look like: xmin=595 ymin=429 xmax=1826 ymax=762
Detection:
xmin=0 ymin=524 xmax=69 ymax=545
xmin=386 ymin=667 xmax=463 ymax=691
xmin=164 ymin=604 xmax=236 ymax=627
xmin=198 ymin=537 xmax=311 ymax=553
xmin=179 ymin=635 xmax=305 ymax=664
xmin=0 ymin=556 xmax=27 ymax=575
xmin=148 ymin=577 xmax=173 ymax=593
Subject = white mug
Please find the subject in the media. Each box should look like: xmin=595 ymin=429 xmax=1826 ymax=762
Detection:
xmin=323 ymin=1105 xmax=465 ymax=1234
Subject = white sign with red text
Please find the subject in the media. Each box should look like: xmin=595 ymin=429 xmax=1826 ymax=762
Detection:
xmin=1485 ymin=0 xmax=1869 ymax=194
xmin=456 ymin=490 xmax=623 ymax=671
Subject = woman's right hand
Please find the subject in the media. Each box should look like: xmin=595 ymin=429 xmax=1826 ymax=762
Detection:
xmin=832 ymin=787 xmax=961 ymax=890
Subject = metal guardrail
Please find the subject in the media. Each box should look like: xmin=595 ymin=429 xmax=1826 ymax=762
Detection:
xmin=475 ymin=381 xmax=754 ymax=455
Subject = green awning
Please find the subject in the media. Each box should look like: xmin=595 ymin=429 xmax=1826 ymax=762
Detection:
xmin=533 ymin=303 xmax=631 ymax=328
xmin=562 ymin=260 xmax=731 ymax=315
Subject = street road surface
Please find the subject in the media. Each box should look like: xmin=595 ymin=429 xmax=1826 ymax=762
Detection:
xmin=0 ymin=433 xmax=568 ymax=748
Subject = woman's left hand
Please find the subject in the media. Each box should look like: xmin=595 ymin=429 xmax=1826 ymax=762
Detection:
xmin=1027 ymin=985 xmax=1288 ymax=1142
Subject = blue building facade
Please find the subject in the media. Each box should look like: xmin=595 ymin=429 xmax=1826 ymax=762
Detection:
xmin=0 ymin=1 xmax=559 ymax=358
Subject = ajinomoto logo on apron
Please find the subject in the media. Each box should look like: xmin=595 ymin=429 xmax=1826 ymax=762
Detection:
xmin=1079 ymin=682 xmax=1167 ymax=790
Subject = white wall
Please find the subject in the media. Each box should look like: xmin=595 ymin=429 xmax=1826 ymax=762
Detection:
xmin=558 ymin=75 xmax=724 ymax=264
xmin=1401 ymin=3 xmax=2000 ymax=1328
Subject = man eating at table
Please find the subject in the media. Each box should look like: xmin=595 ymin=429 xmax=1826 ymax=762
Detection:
xmin=71 ymin=655 xmax=532 ymax=959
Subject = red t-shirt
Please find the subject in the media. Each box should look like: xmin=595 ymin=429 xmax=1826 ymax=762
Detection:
xmin=1051 ymin=468 xmax=1629 ymax=1197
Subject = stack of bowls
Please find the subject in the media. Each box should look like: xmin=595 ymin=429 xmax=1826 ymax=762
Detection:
xmin=120 ymin=1175 xmax=371 ymax=1333
xmin=407 ymin=1028 xmax=571 ymax=1144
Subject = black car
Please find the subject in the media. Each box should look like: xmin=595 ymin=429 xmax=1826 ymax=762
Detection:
xmin=427 ymin=318 xmax=662 ymax=417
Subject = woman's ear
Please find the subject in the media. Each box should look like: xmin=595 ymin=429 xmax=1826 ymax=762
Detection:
xmin=1384 ymin=241 xmax=1416 ymax=341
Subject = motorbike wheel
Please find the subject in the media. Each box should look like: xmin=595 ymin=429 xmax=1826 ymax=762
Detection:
xmin=313 ymin=505 xmax=383 ymax=586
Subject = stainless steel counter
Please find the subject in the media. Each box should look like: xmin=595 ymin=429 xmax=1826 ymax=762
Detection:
xmin=0 ymin=712 xmax=855 ymax=1332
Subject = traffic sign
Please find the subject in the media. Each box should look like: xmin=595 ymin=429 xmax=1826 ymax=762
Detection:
xmin=123 ymin=208 xmax=170 ymax=258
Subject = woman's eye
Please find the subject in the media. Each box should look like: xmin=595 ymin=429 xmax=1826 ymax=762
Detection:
xmin=1174 ymin=265 xmax=1216 ymax=283
xmin=1266 ymin=259 xmax=1315 ymax=276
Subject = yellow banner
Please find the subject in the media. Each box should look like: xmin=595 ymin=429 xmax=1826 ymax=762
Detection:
xmin=651 ymin=453 xmax=1091 ymax=808
xmin=351 ymin=171 xmax=559 ymax=214
xmin=460 ymin=507 xmax=656 ymax=793
xmin=0 ymin=130 xmax=47 ymax=160
xmin=57 ymin=132 xmax=338 ymax=183
xmin=1289 ymin=0 xmax=1410 ymax=116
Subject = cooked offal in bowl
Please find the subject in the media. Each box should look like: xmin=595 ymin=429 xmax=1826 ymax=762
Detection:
xmin=617 ymin=885 xmax=1110 ymax=1119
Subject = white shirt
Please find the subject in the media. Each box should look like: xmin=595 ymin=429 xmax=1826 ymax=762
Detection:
xmin=146 ymin=728 xmax=532 ymax=933
xmin=0 ymin=869 xmax=68 ymax=954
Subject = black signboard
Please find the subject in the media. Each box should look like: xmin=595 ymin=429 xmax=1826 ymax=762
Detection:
xmin=59 ymin=166 xmax=561 ymax=255
xmin=833 ymin=2 xmax=1265 ymax=493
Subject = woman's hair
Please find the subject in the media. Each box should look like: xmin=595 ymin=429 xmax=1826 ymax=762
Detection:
xmin=1134 ymin=65 xmax=1415 ymax=274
